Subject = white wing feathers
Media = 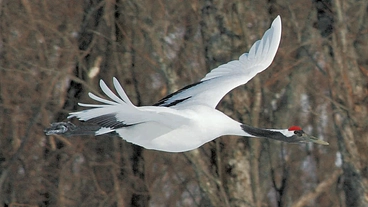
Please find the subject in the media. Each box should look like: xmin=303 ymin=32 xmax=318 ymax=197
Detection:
xmin=199 ymin=16 xmax=281 ymax=82
xmin=67 ymin=78 xmax=137 ymax=134
xmin=112 ymin=77 xmax=134 ymax=105
xmin=155 ymin=16 xmax=281 ymax=108
xmin=69 ymin=78 xmax=135 ymax=120
xmin=68 ymin=77 xmax=189 ymax=135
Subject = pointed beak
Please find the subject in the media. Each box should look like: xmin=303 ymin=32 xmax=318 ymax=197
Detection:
xmin=302 ymin=133 xmax=329 ymax=145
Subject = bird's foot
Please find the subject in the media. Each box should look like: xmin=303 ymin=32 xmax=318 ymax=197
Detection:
xmin=44 ymin=122 xmax=76 ymax=135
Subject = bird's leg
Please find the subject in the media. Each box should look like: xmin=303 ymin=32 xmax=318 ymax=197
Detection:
xmin=44 ymin=122 xmax=100 ymax=136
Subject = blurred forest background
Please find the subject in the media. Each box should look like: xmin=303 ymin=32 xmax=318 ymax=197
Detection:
xmin=0 ymin=0 xmax=367 ymax=206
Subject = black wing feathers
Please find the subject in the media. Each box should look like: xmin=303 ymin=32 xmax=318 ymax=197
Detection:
xmin=154 ymin=81 xmax=204 ymax=107
xmin=88 ymin=114 xmax=127 ymax=129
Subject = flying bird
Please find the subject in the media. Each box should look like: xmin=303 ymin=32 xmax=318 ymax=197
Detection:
xmin=45 ymin=16 xmax=329 ymax=152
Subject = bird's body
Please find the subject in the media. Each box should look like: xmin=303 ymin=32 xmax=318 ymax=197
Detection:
xmin=114 ymin=105 xmax=243 ymax=152
xmin=45 ymin=16 xmax=329 ymax=152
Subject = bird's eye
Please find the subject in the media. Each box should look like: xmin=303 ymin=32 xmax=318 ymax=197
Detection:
xmin=294 ymin=130 xmax=303 ymax=136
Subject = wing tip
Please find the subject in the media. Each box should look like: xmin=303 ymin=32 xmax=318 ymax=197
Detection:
xmin=274 ymin=15 xmax=281 ymax=23
xmin=271 ymin=15 xmax=282 ymax=38
xmin=99 ymin=78 xmax=103 ymax=84
xmin=112 ymin=76 xmax=118 ymax=83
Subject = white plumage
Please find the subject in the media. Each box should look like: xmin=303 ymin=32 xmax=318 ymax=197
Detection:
xmin=46 ymin=16 xmax=329 ymax=152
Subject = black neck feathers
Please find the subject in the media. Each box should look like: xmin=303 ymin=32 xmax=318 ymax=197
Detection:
xmin=241 ymin=124 xmax=295 ymax=143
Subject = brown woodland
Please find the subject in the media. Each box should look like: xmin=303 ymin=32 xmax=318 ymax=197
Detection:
xmin=0 ymin=0 xmax=367 ymax=206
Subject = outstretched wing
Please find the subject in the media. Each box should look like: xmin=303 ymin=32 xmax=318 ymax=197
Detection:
xmin=68 ymin=78 xmax=190 ymax=136
xmin=155 ymin=16 xmax=282 ymax=108
xmin=67 ymin=16 xmax=281 ymax=137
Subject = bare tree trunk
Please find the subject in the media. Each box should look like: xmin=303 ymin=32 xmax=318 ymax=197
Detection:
xmin=326 ymin=0 xmax=368 ymax=206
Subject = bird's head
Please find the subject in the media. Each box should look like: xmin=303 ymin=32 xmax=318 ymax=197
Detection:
xmin=286 ymin=126 xmax=329 ymax=145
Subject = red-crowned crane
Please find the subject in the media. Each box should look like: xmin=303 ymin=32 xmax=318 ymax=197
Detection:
xmin=45 ymin=16 xmax=329 ymax=152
